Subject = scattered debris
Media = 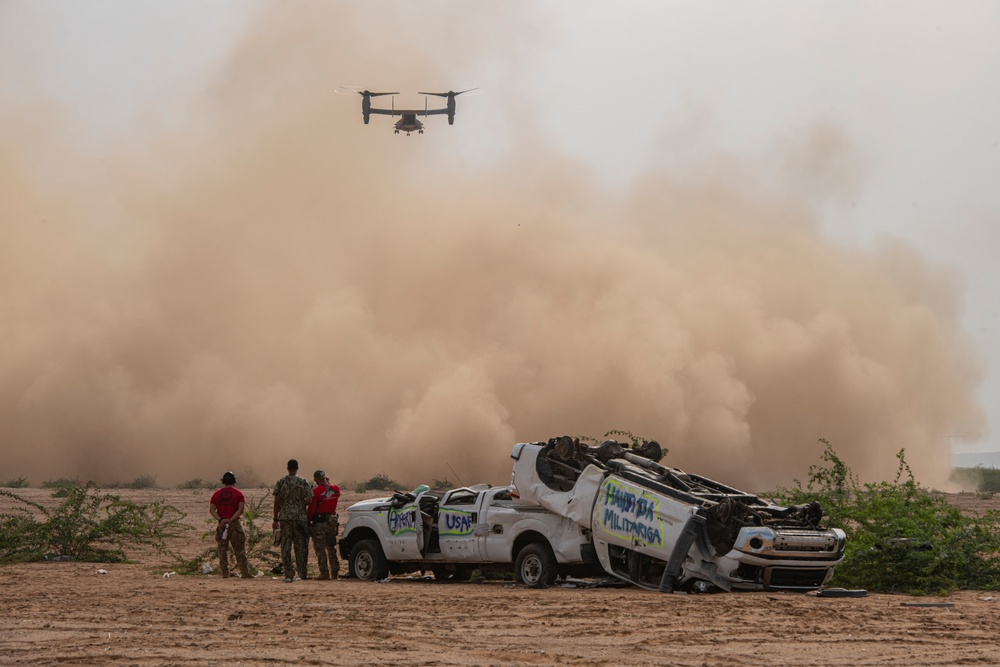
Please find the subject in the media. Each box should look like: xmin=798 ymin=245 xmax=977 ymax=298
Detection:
xmin=95 ymin=569 xmax=110 ymax=575
xmin=162 ymin=571 xmax=176 ymax=578
xmin=900 ymin=602 xmax=955 ymax=608
xmin=200 ymin=562 xmax=212 ymax=574
xmin=816 ymin=588 xmax=868 ymax=598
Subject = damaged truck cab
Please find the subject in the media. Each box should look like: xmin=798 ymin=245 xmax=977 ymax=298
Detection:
xmin=512 ymin=437 xmax=846 ymax=592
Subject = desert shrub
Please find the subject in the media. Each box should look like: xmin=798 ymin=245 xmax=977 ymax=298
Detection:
xmin=773 ymin=440 xmax=1000 ymax=595
xmin=951 ymin=467 xmax=1000 ymax=493
xmin=125 ymin=474 xmax=157 ymax=490
xmin=982 ymin=469 xmax=1000 ymax=493
xmin=41 ymin=478 xmax=83 ymax=497
xmin=177 ymin=478 xmax=214 ymax=490
xmin=431 ymin=478 xmax=452 ymax=491
xmin=41 ymin=477 xmax=80 ymax=489
xmin=1 ymin=477 xmax=29 ymax=488
xmin=358 ymin=473 xmax=399 ymax=492
xmin=0 ymin=484 xmax=189 ymax=563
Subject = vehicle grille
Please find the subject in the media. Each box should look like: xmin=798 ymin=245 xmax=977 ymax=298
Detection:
xmin=773 ymin=531 xmax=839 ymax=553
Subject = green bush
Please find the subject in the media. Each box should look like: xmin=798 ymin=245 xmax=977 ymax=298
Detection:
xmin=360 ymin=473 xmax=399 ymax=491
xmin=125 ymin=475 xmax=157 ymax=490
xmin=773 ymin=440 xmax=1000 ymax=595
xmin=431 ymin=478 xmax=452 ymax=491
xmin=41 ymin=478 xmax=83 ymax=497
xmin=177 ymin=478 xmax=214 ymax=490
xmin=951 ymin=467 xmax=1000 ymax=493
xmin=1 ymin=477 xmax=29 ymax=488
xmin=982 ymin=468 xmax=1000 ymax=492
xmin=0 ymin=484 xmax=189 ymax=563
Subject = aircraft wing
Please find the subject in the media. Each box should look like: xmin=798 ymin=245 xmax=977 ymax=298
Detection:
xmin=370 ymin=108 xmax=436 ymax=116
xmin=423 ymin=108 xmax=449 ymax=116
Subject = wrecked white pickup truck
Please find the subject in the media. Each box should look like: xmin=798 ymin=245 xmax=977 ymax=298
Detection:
xmin=338 ymin=483 xmax=600 ymax=585
xmin=513 ymin=436 xmax=846 ymax=592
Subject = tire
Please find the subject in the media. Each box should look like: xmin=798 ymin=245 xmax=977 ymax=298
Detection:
xmin=432 ymin=566 xmax=474 ymax=582
xmin=515 ymin=542 xmax=558 ymax=587
xmin=349 ymin=539 xmax=389 ymax=582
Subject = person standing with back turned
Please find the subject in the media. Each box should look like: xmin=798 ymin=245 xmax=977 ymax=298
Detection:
xmin=210 ymin=471 xmax=252 ymax=578
xmin=272 ymin=459 xmax=312 ymax=583
xmin=307 ymin=470 xmax=342 ymax=579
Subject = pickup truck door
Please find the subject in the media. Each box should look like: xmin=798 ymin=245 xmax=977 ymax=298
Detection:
xmin=436 ymin=488 xmax=484 ymax=562
xmin=382 ymin=500 xmax=424 ymax=560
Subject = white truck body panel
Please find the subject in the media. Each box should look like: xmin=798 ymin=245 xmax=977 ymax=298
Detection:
xmin=340 ymin=483 xmax=595 ymax=581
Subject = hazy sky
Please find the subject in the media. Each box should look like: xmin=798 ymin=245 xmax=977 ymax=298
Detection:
xmin=1 ymin=1 xmax=998 ymax=487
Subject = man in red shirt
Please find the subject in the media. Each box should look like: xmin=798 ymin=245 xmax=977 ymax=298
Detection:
xmin=210 ymin=471 xmax=252 ymax=578
xmin=307 ymin=470 xmax=341 ymax=579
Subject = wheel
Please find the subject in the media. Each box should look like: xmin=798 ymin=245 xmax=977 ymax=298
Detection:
xmin=432 ymin=566 xmax=473 ymax=582
xmin=349 ymin=539 xmax=389 ymax=581
xmin=515 ymin=542 xmax=557 ymax=587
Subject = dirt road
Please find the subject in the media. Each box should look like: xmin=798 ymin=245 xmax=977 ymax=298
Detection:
xmin=1 ymin=488 xmax=998 ymax=666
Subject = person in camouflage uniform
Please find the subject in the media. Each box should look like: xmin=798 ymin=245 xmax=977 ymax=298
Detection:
xmin=272 ymin=459 xmax=312 ymax=583
xmin=307 ymin=470 xmax=342 ymax=579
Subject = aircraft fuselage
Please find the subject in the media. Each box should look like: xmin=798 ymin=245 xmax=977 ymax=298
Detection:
xmin=394 ymin=114 xmax=424 ymax=135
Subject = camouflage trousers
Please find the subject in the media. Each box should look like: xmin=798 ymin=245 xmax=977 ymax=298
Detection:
xmin=216 ymin=519 xmax=250 ymax=578
xmin=309 ymin=516 xmax=339 ymax=579
xmin=279 ymin=519 xmax=309 ymax=579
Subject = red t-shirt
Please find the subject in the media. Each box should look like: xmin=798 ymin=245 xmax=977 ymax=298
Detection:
xmin=307 ymin=484 xmax=341 ymax=519
xmin=211 ymin=487 xmax=246 ymax=519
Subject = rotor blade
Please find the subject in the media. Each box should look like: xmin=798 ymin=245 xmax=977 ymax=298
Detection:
xmin=418 ymin=88 xmax=479 ymax=97
xmin=366 ymin=91 xmax=399 ymax=97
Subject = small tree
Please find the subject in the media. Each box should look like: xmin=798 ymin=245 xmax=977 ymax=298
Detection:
xmin=774 ymin=440 xmax=1000 ymax=594
xmin=0 ymin=484 xmax=188 ymax=563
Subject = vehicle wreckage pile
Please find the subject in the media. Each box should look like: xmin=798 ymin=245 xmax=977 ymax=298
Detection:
xmin=340 ymin=435 xmax=846 ymax=592
xmin=519 ymin=436 xmax=846 ymax=592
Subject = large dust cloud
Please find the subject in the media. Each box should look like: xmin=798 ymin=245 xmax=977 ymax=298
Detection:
xmin=0 ymin=5 xmax=986 ymax=491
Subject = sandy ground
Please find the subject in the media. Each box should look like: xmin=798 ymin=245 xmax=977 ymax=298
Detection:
xmin=1 ymin=488 xmax=999 ymax=666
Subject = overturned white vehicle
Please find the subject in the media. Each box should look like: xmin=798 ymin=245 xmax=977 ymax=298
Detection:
xmin=513 ymin=437 xmax=846 ymax=592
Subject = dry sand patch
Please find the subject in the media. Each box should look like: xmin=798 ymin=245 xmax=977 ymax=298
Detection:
xmin=1 ymin=488 xmax=998 ymax=666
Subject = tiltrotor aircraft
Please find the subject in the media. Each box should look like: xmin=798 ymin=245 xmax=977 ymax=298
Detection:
xmin=338 ymin=87 xmax=477 ymax=135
